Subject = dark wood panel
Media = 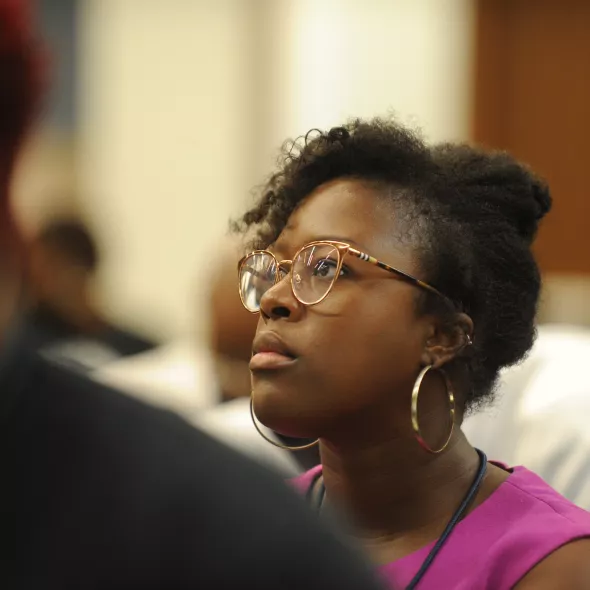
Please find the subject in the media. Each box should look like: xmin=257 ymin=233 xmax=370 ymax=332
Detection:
xmin=474 ymin=0 xmax=590 ymax=273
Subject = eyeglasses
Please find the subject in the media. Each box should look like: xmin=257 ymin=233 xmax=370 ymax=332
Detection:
xmin=237 ymin=240 xmax=451 ymax=313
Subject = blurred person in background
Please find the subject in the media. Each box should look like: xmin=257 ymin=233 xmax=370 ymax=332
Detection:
xmin=94 ymin=237 xmax=249 ymax=413
xmin=21 ymin=216 xmax=156 ymax=371
xmin=209 ymin=237 xmax=258 ymax=403
xmin=0 ymin=3 xmax=388 ymax=589
xmin=235 ymin=119 xmax=590 ymax=589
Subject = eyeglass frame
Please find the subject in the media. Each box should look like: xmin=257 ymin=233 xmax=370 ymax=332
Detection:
xmin=237 ymin=240 xmax=453 ymax=313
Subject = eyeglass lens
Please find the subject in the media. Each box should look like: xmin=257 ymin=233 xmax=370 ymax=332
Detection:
xmin=239 ymin=243 xmax=341 ymax=311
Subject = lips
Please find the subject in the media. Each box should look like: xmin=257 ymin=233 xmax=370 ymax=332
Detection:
xmin=250 ymin=332 xmax=297 ymax=371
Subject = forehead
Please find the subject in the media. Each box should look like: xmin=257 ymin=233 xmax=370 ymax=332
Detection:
xmin=274 ymin=178 xmax=400 ymax=255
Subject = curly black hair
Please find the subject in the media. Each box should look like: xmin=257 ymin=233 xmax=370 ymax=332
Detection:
xmin=233 ymin=117 xmax=552 ymax=412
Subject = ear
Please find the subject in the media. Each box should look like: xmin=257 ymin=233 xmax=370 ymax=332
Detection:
xmin=421 ymin=312 xmax=473 ymax=369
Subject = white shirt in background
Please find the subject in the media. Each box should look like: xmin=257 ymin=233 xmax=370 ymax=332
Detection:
xmin=464 ymin=324 xmax=590 ymax=509
xmin=93 ymin=341 xmax=219 ymax=419
xmin=195 ymin=397 xmax=302 ymax=477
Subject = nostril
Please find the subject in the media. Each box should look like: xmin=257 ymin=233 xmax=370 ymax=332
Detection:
xmin=271 ymin=305 xmax=290 ymax=319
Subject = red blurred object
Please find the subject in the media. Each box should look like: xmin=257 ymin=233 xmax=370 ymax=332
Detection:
xmin=0 ymin=0 xmax=45 ymax=252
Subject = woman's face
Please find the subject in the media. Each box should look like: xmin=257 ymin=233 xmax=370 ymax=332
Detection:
xmin=250 ymin=178 xmax=437 ymax=440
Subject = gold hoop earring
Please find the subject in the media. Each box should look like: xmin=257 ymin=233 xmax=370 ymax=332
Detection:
xmin=411 ymin=365 xmax=455 ymax=454
xmin=249 ymin=397 xmax=319 ymax=451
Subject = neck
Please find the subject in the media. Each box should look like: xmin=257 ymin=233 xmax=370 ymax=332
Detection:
xmin=319 ymin=429 xmax=480 ymax=541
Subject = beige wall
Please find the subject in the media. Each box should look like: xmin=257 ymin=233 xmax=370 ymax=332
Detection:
xmin=77 ymin=0 xmax=476 ymax=341
xmin=261 ymin=0 xmax=475 ymax=151
xmin=540 ymin=277 xmax=590 ymax=328
xmin=78 ymin=0 xmax=254 ymax=339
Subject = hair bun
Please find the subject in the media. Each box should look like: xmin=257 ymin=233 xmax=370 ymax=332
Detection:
xmin=432 ymin=144 xmax=552 ymax=243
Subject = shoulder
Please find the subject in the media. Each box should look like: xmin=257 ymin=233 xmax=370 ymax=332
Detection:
xmin=443 ymin=466 xmax=590 ymax=588
xmin=17 ymin=356 xmax=299 ymax=539
xmin=22 ymin=355 xmax=308 ymax=510
xmin=515 ymin=538 xmax=590 ymax=589
xmin=15 ymin=353 xmax=230 ymax=485
xmin=34 ymin=353 xmax=189 ymax=430
xmin=503 ymin=466 xmax=590 ymax=529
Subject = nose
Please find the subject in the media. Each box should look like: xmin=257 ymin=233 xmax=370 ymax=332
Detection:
xmin=259 ymin=271 xmax=304 ymax=322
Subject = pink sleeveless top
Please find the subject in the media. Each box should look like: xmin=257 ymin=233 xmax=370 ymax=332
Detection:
xmin=293 ymin=465 xmax=590 ymax=589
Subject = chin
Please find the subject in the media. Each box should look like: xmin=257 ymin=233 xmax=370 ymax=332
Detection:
xmin=251 ymin=380 xmax=320 ymax=439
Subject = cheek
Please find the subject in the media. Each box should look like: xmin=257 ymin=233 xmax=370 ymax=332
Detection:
xmin=311 ymin=309 xmax=422 ymax=403
xmin=285 ymin=299 xmax=422 ymax=405
xmin=251 ymin=294 xmax=426 ymax=437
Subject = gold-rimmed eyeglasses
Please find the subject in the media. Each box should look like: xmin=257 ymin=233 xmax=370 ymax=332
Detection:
xmin=237 ymin=240 xmax=451 ymax=313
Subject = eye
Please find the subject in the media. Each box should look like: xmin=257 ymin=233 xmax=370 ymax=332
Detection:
xmin=312 ymin=258 xmax=348 ymax=280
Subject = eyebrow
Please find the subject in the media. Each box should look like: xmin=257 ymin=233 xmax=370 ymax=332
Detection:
xmin=320 ymin=236 xmax=367 ymax=249
xmin=272 ymin=235 xmax=369 ymax=254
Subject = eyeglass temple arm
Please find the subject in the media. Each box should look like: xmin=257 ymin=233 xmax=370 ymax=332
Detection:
xmin=347 ymin=247 xmax=451 ymax=303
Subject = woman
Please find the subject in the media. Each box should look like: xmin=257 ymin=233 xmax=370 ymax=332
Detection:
xmin=235 ymin=119 xmax=590 ymax=589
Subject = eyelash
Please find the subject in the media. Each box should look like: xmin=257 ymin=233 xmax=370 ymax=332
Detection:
xmin=339 ymin=263 xmax=352 ymax=277
xmin=315 ymin=259 xmax=351 ymax=278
